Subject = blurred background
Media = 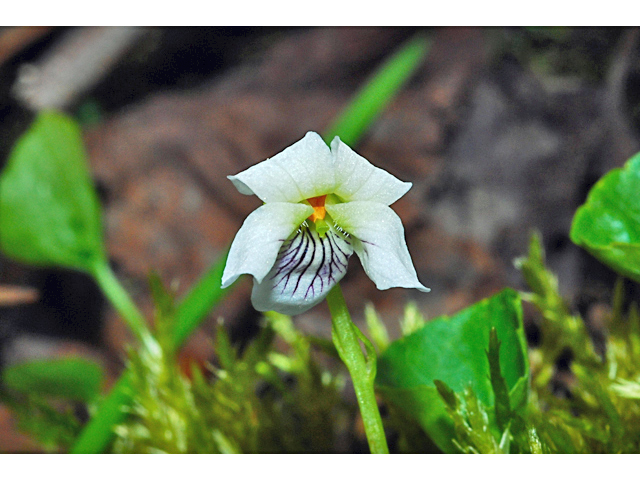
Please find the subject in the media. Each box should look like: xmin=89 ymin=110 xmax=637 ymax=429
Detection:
xmin=1 ymin=26 xmax=639 ymax=450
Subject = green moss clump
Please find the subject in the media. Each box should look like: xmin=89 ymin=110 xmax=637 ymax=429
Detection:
xmin=111 ymin=309 xmax=347 ymax=453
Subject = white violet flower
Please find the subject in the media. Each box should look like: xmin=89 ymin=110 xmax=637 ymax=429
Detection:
xmin=221 ymin=132 xmax=429 ymax=315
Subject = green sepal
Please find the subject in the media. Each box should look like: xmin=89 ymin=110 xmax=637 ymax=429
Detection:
xmin=314 ymin=217 xmax=330 ymax=237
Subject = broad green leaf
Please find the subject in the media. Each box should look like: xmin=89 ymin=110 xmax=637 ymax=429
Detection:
xmin=0 ymin=111 xmax=105 ymax=273
xmin=0 ymin=111 xmax=155 ymax=355
xmin=376 ymin=288 xmax=529 ymax=453
xmin=3 ymin=357 xmax=104 ymax=402
xmin=570 ymin=152 xmax=640 ymax=283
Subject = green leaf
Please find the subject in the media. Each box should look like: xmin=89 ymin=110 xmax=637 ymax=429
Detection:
xmin=2 ymin=357 xmax=104 ymax=402
xmin=149 ymin=272 xmax=176 ymax=322
xmin=0 ymin=110 xmax=105 ymax=273
xmin=376 ymin=289 xmax=529 ymax=453
xmin=570 ymin=151 xmax=640 ymax=283
xmin=70 ymin=371 xmax=133 ymax=453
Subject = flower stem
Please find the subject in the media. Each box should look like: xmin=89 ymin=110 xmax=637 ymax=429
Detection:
xmin=326 ymin=284 xmax=389 ymax=454
xmin=91 ymin=260 xmax=160 ymax=356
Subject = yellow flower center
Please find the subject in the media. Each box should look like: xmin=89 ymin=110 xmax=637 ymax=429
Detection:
xmin=307 ymin=195 xmax=327 ymax=223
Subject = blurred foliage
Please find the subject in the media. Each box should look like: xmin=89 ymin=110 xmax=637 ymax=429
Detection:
xmin=515 ymin=231 xmax=602 ymax=374
xmin=0 ymin=390 xmax=82 ymax=452
xmin=111 ymin=279 xmax=347 ymax=453
xmin=515 ymin=233 xmax=640 ymax=453
xmin=490 ymin=27 xmax=623 ymax=82
xmin=0 ymin=356 xmax=100 ymax=452
xmin=2 ymin=357 xmax=104 ymax=403
xmin=0 ymin=111 xmax=105 ymax=274
xmin=0 ymin=109 xmax=154 ymax=345
xmin=0 ymin=109 xmax=240 ymax=452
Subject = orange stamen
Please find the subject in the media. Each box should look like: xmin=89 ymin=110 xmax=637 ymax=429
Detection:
xmin=307 ymin=195 xmax=327 ymax=222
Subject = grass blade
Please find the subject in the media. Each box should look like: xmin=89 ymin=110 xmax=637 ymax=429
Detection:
xmin=323 ymin=33 xmax=431 ymax=146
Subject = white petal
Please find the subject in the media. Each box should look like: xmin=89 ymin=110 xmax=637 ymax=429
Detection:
xmin=251 ymin=225 xmax=354 ymax=315
xmin=229 ymin=132 xmax=335 ymax=203
xmin=330 ymin=136 xmax=412 ymax=205
xmin=326 ymin=202 xmax=429 ymax=292
xmin=221 ymin=202 xmax=313 ymax=288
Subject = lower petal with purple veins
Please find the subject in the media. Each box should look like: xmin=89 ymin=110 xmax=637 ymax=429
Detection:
xmin=251 ymin=224 xmax=354 ymax=315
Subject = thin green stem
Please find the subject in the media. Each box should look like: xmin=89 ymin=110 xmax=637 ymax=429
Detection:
xmin=72 ymin=260 xmax=157 ymax=454
xmin=326 ymin=284 xmax=389 ymax=454
xmin=91 ymin=260 xmax=159 ymax=356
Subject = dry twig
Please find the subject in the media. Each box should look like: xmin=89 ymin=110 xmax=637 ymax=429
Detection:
xmin=0 ymin=285 xmax=39 ymax=306
xmin=13 ymin=26 xmax=148 ymax=111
